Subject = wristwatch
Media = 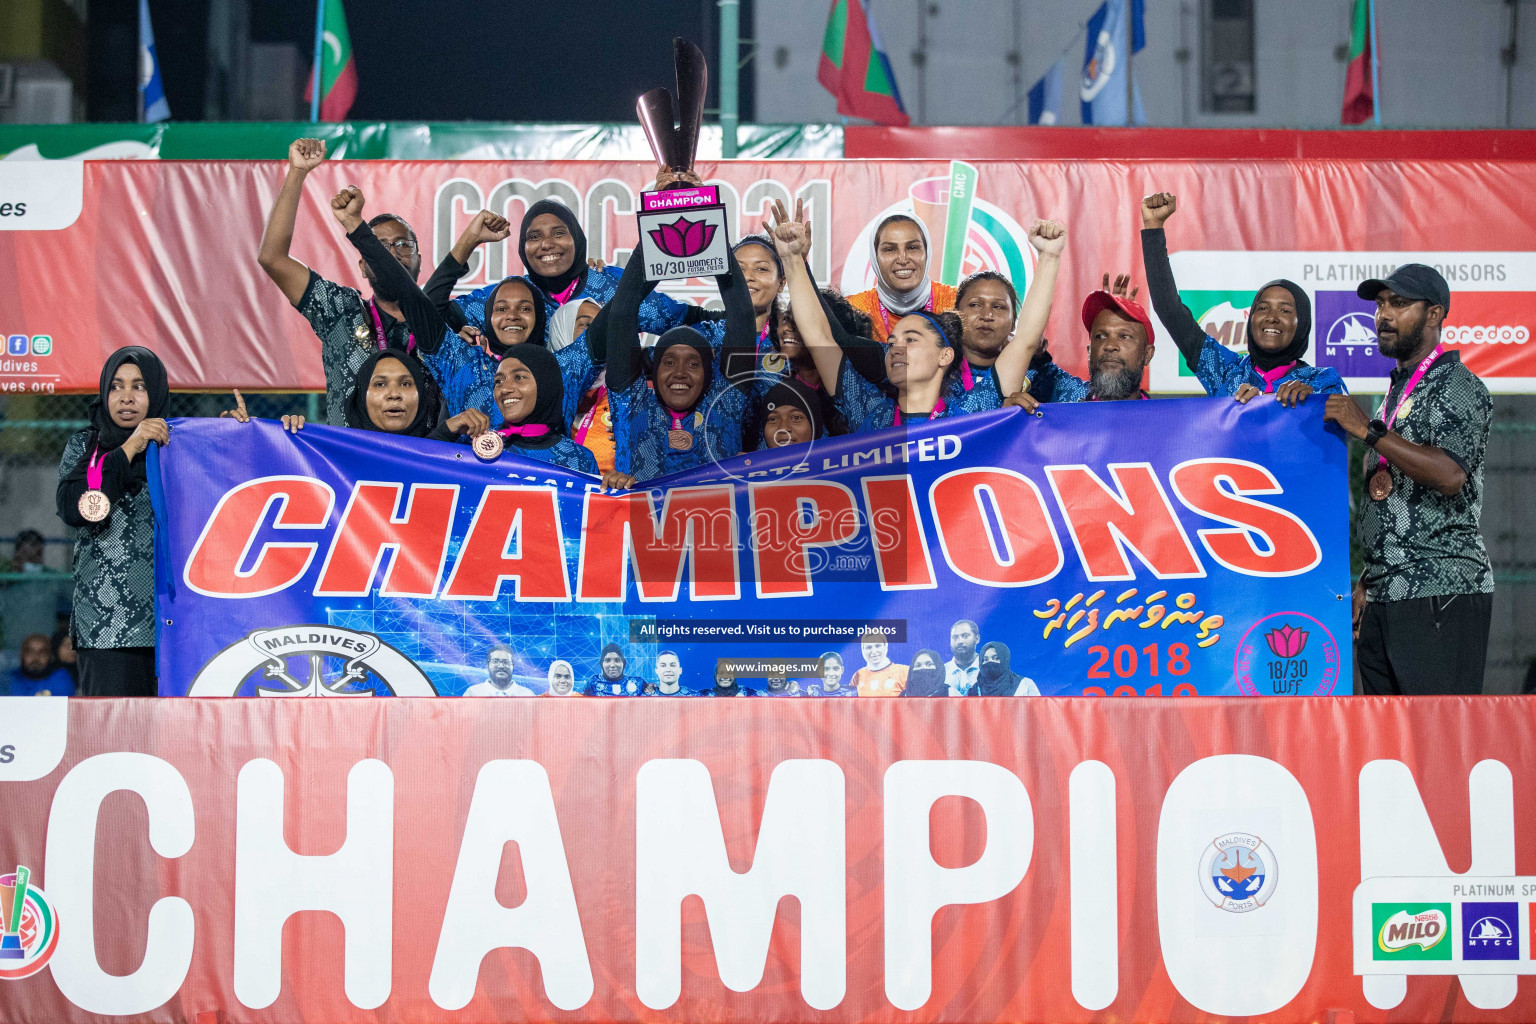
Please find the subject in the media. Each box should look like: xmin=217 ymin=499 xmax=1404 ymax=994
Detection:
xmin=1364 ymin=418 xmax=1388 ymax=448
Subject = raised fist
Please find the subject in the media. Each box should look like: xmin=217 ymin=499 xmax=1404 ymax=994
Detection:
xmin=288 ymin=137 xmax=326 ymax=172
xmin=331 ymin=185 xmax=365 ymax=230
xmin=1141 ymin=192 xmax=1177 ymax=230
xmin=469 ymin=210 xmax=511 ymax=245
xmin=1028 ymin=218 xmax=1067 ymax=258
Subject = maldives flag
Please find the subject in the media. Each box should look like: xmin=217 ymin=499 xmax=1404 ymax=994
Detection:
xmin=818 ymin=0 xmax=909 ymax=126
xmin=305 ymin=0 xmax=357 ymax=122
xmin=1341 ymin=0 xmax=1374 ymax=124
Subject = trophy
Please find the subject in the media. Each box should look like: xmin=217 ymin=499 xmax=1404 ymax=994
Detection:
xmin=0 ymin=866 xmax=29 ymax=960
xmin=635 ymin=38 xmax=731 ymax=282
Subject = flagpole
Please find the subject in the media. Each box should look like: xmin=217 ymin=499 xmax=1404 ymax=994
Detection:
xmin=1124 ymin=3 xmax=1133 ymax=126
xmin=309 ymin=0 xmax=325 ymax=122
xmin=137 ymin=0 xmax=145 ymax=123
xmin=1368 ymin=0 xmax=1381 ymax=126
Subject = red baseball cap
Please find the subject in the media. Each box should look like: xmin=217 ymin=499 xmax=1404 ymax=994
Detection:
xmin=1081 ymin=291 xmax=1156 ymax=346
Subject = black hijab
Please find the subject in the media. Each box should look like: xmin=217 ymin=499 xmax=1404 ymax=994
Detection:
xmin=494 ymin=344 xmax=566 ymax=445
xmin=519 ymin=199 xmax=587 ymax=299
xmin=81 ymin=346 xmax=169 ymax=492
xmin=974 ymin=640 xmax=1022 ymax=697
xmin=481 ymin=276 xmax=550 ymax=356
xmin=345 ymin=348 xmax=445 ymax=437
xmin=648 ymin=326 xmax=715 ymax=411
xmin=1246 ymin=279 xmax=1312 ymax=372
xmin=905 ymin=649 xmax=949 ymax=697
xmin=760 ymin=377 xmax=825 ymax=443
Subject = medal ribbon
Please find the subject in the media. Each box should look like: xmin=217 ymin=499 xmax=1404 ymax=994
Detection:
xmin=667 ymin=409 xmax=689 ymax=432
xmin=876 ymin=293 xmax=934 ymax=338
xmin=756 ymin=320 xmax=773 ymax=355
xmin=1254 ymin=360 xmax=1298 ymax=394
xmin=497 ymin=423 xmax=551 ymax=439
xmin=369 ymin=300 xmax=415 ymax=354
xmin=893 ymin=398 xmax=946 ymax=426
xmin=1367 ymin=344 xmax=1444 ymax=474
xmin=85 ymin=443 xmax=104 ymax=491
xmin=573 ymin=385 xmax=607 ymax=446
xmin=551 ymin=279 xmax=581 ymax=305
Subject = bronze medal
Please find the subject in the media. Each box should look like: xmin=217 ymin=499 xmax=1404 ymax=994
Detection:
xmin=78 ymin=489 xmax=111 ymax=522
xmin=668 ymin=428 xmax=694 ymax=451
xmin=1368 ymin=467 xmax=1394 ymax=501
xmin=762 ymin=352 xmax=786 ymax=374
xmin=470 ymin=431 xmax=505 ymax=461
xmin=1397 ymin=396 xmax=1414 ymax=421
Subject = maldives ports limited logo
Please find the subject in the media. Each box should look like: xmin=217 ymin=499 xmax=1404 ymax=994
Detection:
xmin=0 ymin=866 xmax=59 ymax=980
xmin=1198 ymin=833 xmax=1278 ymax=913
xmin=186 ymin=625 xmax=439 ymax=697
xmin=839 ymin=161 xmax=1035 ymax=300
xmin=1374 ymin=903 xmax=1452 ymax=960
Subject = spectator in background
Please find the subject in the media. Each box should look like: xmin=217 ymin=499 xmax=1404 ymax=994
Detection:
xmin=973 ymin=641 xmax=1041 ymax=697
xmin=0 ymin=529 xmax=70 ymax=655
xmin=258 ymin=138 xmax=434 ymax=424
xmin=944 ymin=620 xmax=982 ymax=696
xmin=763 ymin=672 xmax=802 ymax=696
xmin=847 ymin=215 xmax=958 ymax=343
xmin=463 ymin=645 xmax=533 ymax=697
xmin=851 ymin=630 xmax=908 ymax=696
xmin=55 ymin=346 xmax=168 ymax=697
xmin=648 ymin=651 xmax=688 ymax=696
xmin=1327 ymin=265 xmax=1495 ymax=695
xmin=545 ymin=659 xmax=577 ymax=696
xmin=4 ymin=633 xmax=74 ymax=696
xmin=903 ymin=649 xmax=950 ymax=697
xmin=705 ymin=668 xmax=754 ymax=697
xmin=52 ymin=629 xmax=78 ymax=691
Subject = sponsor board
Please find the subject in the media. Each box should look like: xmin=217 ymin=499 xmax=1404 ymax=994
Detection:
xmin=1354 ymin=876 xmax=1536 ymax=976
xmin=1160 ymin=251 xmax=1536 ymax=394
xmin=0 ymin=162 xmax=84 ymax=231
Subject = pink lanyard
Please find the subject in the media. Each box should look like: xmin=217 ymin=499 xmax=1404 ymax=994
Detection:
xmin=1254 ymin=361 xmax=1299 ymax=394
xmin=551 ymin=279 xmax=580 ymax=305
xmin=498 ymin=423 xmax=551 ymax=439
xmin=573 ymin=385 xmax=607 ymax=445
xmin=86 ymin=444 xmax=105 ymax=490
xmin=958 ymin=360 xmax=976 ymax=391
xmin=877 ymin=293 xmax=933 ymax=338
xmin=668 ymin=409 xmax=689 ymax=432
xmin=756 ymin=320 xmax=772 ymax=354
xmin=1369 ymin=344 xmax=1443 ymax=471
xmin=893 ymin=398 xmax=946 ymax=425
xmin=369 ymin=300 xmax=415 ymax=354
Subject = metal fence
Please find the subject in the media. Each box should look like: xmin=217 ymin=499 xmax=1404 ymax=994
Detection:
xmin=2 ymin=392 xmax=1532 ymax=691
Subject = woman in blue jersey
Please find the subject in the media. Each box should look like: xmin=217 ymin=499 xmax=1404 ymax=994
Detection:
xmin=1139 ymin=191 xmax=1346 ymax=404
xmin=757 ymin=377 xmax=825 ymax=450
xmin=597 ymin=243 xmax=757 ymax=488
xmin=779 ymin=207 xmax=1066 ymax=431
xmin=481 ymin=344 xmax=599 ymax=474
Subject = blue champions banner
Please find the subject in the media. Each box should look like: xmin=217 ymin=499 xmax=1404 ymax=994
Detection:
xmin=149 ymin=400 xmax=1350 ymax=698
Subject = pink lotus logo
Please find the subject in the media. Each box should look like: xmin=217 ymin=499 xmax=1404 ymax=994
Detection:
xmin=649 ymin=216 xmax=717 ymax=259
xmin=1264 ymin=624 xmax=1309 ymax=659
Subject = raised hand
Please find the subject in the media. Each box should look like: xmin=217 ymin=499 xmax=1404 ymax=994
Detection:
xmin=468 ymin=210 xmax=511 ymax=246
xmin=1028 ymin=218 xmax=1067 ymax=258
xmin=1101 ymin=272 xmax=1140 ymax=301
xmin=652 ymin=167 xmax=703 ymax=192
xmin=587 ymin=256 xmax=608 ymax=273
xmin=765 ymin=198 xmax=810 ymax=258
xmin=331 ymin=185 xmax=365 ymax=232
xmin=221 ymin=388 xmax=251 ymax=422
xmin=288 ymin=137 xmax=326 ymax=172
xmin=458 ymin=325 xmax=492 ymax=357
xmin=1141 ymin=192 xmax=1177 ymax=230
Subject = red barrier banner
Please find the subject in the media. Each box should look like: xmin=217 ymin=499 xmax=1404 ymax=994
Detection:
xmin=2 ymin=695 xmax=1535 ymax=1023
xmin=3 ymin=155 xmax=1536 ymax=394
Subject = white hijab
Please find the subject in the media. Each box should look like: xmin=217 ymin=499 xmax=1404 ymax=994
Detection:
xmin=547 ymin=300 xmax=587 ymax=353
xmin=871 ymin=213 xmax=934 ymax=316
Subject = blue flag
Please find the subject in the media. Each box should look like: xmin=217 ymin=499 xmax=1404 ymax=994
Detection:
xmin=138 ymin=0 xmax=170 ymax=123
xmin=1080 ymin=0 xmax=1146 ymax=126
xmin=1027 ymin=57 xmax=1065 ymax=125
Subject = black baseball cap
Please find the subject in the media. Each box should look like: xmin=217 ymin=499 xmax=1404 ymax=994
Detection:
xmin=1356 ymin=263 xmax=1451 ymax=313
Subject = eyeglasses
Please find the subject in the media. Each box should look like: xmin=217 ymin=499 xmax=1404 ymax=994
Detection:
xmin=384 ymin=239 xmax=419 ymax=255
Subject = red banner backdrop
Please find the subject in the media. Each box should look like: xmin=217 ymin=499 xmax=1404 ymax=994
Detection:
xmin=2 ymin=153 xmax=1536 ymax=394
xmin=2 ymin=696 xmax=1535 ymax=1023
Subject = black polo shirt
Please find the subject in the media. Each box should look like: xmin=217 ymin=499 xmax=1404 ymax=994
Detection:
xmin=1358 ymin=350 xmax=1494 ymax=601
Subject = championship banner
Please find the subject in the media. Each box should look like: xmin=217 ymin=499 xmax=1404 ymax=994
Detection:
xmin=149 ymin=400 xmax=1349 ymax=699
xmin=1 ymin=693 xmax=1534 ymax=1023
xmin=4 ymin=154 xmax=1536 ymax=395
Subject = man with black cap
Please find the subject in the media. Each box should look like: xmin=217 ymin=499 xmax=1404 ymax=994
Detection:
xmin=1324 ymin=264 xmax=1494 ymax=695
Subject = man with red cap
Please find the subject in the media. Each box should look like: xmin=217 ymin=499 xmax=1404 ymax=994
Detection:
xmin=1005 ymin=289 xmax=1157 ymax=408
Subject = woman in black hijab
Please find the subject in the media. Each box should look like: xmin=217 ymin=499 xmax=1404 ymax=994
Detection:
xmin=482 ymin=344 xmax=599 ymax=474
xmin=757 ymin=377 xmax=826 ymax=450
xmin=345 ymin=347 xmax=489 ymax=441
xmin=970 ymin=641 xmax=1041 ymax=697
xmin=55 ymin=346 xmax=170 ymax=695
xmin=521 ymin=199 xmax=588 ymax=305
xmin=903 ymin=649 xmax=950 ymax=697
